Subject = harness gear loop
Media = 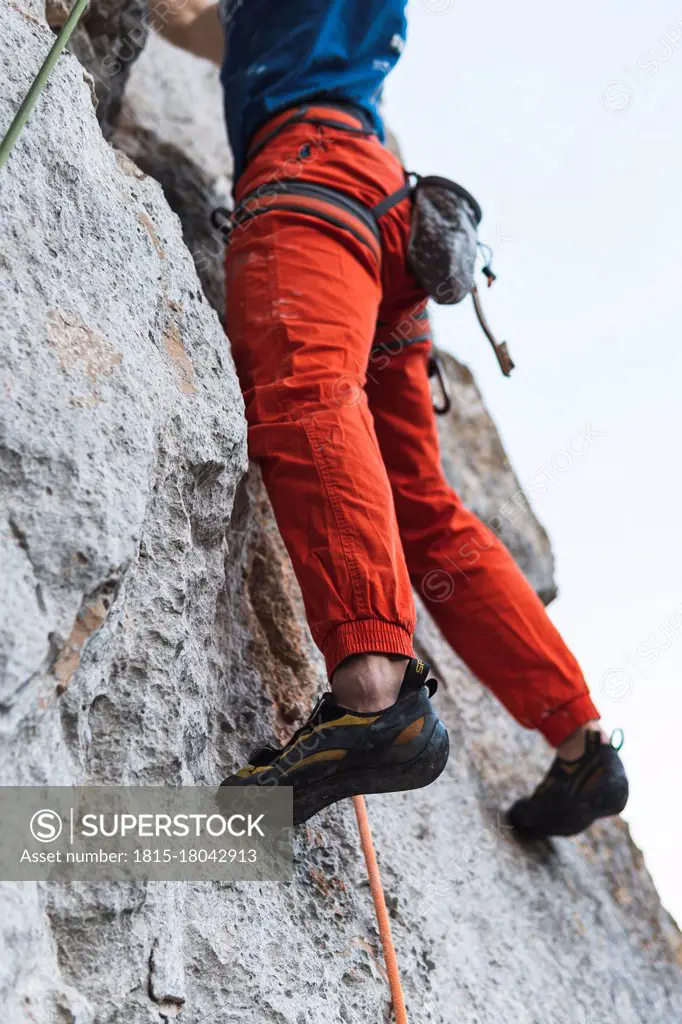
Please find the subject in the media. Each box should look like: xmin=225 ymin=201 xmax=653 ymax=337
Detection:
xmin=0 ymin=0 xmax=91 ymax=170
xmin=353 ymin=795 xmax=409 ymax=1024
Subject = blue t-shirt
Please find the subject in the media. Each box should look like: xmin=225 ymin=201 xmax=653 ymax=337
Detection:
xmin=220 ymin=0 xmax=408 ymax=179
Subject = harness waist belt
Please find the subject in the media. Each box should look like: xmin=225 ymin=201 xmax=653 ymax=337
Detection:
xmin=246 ymin=103 xmax=376 ymax=165
xmin=230 ymin=106 xmax=415 ymax=267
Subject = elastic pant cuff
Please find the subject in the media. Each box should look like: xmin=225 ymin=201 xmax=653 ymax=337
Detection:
xmin=539 ymin=693 xmax=601 ymax=748
xmin=323 ymin=619 xmax=414 ymax=677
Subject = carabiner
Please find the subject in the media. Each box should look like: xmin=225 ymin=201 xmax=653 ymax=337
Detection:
xmin=210 ymin=206 xmax=233 ymax=241
xmin=427 ymin=353 xmax=452 ymax=416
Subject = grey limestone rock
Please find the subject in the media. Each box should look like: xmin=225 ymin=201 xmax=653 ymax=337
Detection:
xmin=1 ymin=6 xmax=680 ymax=1023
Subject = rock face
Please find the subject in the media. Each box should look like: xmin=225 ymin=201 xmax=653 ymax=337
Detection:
xmin=46 ymin=0 xmax=149 ymax=136
xmin=1 ymin=6 xmax=680 ymax=1024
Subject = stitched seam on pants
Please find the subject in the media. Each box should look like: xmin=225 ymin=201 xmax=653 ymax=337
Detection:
xmin=303 ymin=417 xmax=369 ymax=618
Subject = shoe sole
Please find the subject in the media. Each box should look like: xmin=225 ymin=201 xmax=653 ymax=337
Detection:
xmin=509 ymin=777 xmax=629 ymax=839
xmin=293 ymin=720 xmax=450 ymax=825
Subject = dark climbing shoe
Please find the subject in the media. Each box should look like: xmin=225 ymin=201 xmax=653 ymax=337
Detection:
xmin=219 ymin=657 xmax=449 ymax=825
xmin=507 ymin=730 xmax=629 ymax=838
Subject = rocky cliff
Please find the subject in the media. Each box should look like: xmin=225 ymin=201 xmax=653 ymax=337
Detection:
xmin=1 ymin=5 xmax=680 ymax=1022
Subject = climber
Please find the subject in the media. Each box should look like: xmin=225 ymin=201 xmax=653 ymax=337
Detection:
xmin=149 ymin=0 xmax=629 ymax=836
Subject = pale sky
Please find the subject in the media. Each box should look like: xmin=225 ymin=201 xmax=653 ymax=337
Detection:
xmin=385 ymin=0 xmax=682 ymax=925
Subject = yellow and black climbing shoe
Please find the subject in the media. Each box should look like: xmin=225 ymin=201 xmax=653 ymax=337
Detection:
xmin=507 ymin=730 xmax=629 ymax=838
xmin=219 ymin=657 xmax=449 ymax=825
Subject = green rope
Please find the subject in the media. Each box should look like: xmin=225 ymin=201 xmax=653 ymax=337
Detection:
xmin=0 ymin=0 xmax=91 ymax=171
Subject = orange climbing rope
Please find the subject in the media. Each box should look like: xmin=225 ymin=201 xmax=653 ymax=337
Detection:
xmin=352 ymin=795 xmax=408 ymax=1024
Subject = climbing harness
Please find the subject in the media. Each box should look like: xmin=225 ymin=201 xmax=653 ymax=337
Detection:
xmin=214 ymin=102 xmax=515 ymax=399
xmin=0 ymin=0 xmax=90 ymax=170
xmin=353 ymin=795 xmax=408 ymax=1024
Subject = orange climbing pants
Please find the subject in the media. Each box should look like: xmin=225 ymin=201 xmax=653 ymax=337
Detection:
xmin=224 ymin=106 xmax=600 ymax=746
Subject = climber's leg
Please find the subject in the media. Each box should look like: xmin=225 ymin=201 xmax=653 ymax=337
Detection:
xmin=225 ymin=205 xmax=416 ymax=681
xmin=365 ymin=310 xmax=628 ymax=833
xmin=224 ymin=108 xmax=428 ymax=693
xmin=366 ymin=314 xmax=599 ymax=747
xmin=221 ymin=117 xmax=450 ymax=820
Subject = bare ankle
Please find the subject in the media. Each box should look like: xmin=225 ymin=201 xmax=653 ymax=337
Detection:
xmin=331 ymin=654 xmax=410 ymax=712
xmin=557 ymin=720 xmax=608 ymax=760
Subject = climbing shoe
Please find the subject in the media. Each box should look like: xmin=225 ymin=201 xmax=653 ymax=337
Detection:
xmin=219 ymin=657 xmax=449 ymax=825
xmin=507 ymin=730 xmax=629 ymax=838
